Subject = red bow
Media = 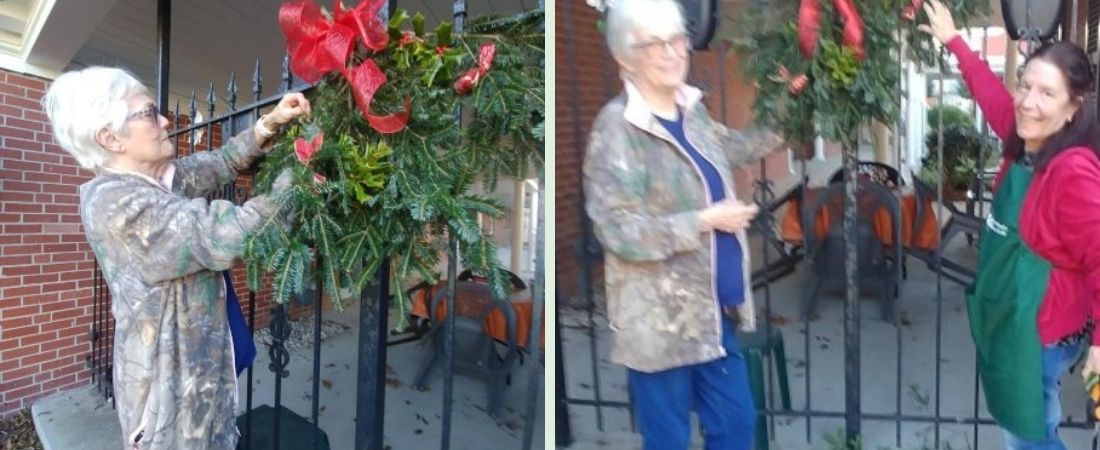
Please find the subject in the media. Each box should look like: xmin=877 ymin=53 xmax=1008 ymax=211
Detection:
xmin=797 ymin=0 xmax=865 ymax=61
xmin=279 ymin=0 xmax=409 ymax=134
xmin=454 ymin=43 xmax=497 ymax=95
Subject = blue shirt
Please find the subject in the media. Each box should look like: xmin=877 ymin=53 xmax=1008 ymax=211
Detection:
xmin=655 ymin=111 xmax=745 ymax=307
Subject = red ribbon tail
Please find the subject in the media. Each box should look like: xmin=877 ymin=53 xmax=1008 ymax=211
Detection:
xmin=833 ymin=0 xmax=865 ymax=61
xmin=343 ymin=60 xmax=410 ymax=134
xmin=797 ymin=0 xmax=821 ymax=59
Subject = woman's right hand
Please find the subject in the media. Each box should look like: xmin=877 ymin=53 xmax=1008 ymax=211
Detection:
xmin=698 ymin=200 xmax=759 ymax=233
xmin=917 ymin=0 xmax=959 ymax=44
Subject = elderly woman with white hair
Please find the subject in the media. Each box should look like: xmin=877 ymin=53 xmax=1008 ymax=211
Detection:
xmin=42 ymin=66 xmax=309 ymax=449
xmin=582 ymin=1 xmax=785 ymax=448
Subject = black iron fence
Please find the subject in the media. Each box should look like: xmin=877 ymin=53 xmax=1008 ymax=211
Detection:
xmin=86 ymin=1 xmax=544 ymax=450
xmin=556 ymin=3 xmax=1100 ymax=448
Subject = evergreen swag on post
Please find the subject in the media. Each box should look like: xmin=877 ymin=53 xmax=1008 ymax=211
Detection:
xmin=726 ymin=0 xmax=986 ymax=149
xmin=243 ymin=0 xmax=544 ymax=323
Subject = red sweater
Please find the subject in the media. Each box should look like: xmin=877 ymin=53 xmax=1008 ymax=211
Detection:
xmin=947 ymin=36 xmax=1100 ymax=346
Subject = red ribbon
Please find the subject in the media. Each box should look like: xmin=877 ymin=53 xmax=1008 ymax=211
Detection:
xmin=342 ymin=60 xmax=411 ymax=134
xmin=797 ymin=0 xmax=865 ymax=61
xmin=454 ymin=43 xmax=497 ymax=95
xmin=769 ymin=65 xmax=810 ymax=95
xmin=901 ymin=0 xmax=923 ymax=21
xmin=279 ymin=0 xmax=409 ymax=134
xmin=295 ymin=132 xmax=324 ymax=163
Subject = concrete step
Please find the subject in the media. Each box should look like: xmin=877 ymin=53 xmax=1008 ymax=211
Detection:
xmin=32 ymin=386 xmax=121 ymax=450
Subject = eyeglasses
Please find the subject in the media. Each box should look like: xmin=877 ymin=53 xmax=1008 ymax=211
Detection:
xmin=126 ymin=104 xmax=160 ymax=124
xmin=631 ymin=34 xmax=691 ymax=58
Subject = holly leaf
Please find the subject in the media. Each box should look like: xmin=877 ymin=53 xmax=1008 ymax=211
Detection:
xmin=413 ymin=13 xmax=426 ymax=37
xmin=435 ymin=22 xmax=453 ymax=47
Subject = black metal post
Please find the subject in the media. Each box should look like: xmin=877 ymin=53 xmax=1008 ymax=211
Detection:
xmin=842 ymin=139 xmax=861 ymax=443
xmin=440 ymin=235 xmax=459 ymax=450
xmin=155 ymin=0 xmax=170 ymax=114
xmin=354 ymin=259 xmax=390 ymax=450
xmin=555 ymin=299 xmax=574 ymax=446
xmin=268 ymin=304 xmax=292 ymax=450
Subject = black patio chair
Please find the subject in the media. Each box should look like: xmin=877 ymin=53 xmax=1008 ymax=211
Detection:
xmin=749 ymin=178 xmax=807 ymax=290
xmin=801 ymin=180 xmax=902 ymax=321
xmin=413 ymin=281 xmax=520 ymax=417
xmin=906 ymin=174 xmax=977 ymax=287
xmin=828 ymin=161 xmax=903 ymax=188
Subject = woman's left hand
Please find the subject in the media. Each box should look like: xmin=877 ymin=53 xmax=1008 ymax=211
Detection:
xmin=1082 ymin=345 xmax=1100 ymax=383
xmin=267 ymin=92 xmax=312 ymax=127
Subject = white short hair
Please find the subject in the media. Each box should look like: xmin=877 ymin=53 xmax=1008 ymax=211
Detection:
xmin=42 ymin=66 xmax=149 ymax=171
xmin=605 ymin=0 xmax=687 ymax=58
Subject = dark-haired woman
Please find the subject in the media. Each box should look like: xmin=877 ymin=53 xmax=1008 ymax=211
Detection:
xmin=922 ymin=1 xmax=1100 ymax=448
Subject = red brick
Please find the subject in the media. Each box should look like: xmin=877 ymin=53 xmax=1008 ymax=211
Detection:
xmin=0 ymin=343 xmax=37 ymax=361
xmin=2 ymin=264 xmax=38 ymax=276
xmin=0 ymin=374 xmax=33 ymax=392
xmin=59 ymin=214 xmax=80 ymax=224
xmin=3 ymin=95 xmax=40 ymax=111
xmin=3 ymin=202 xmax=41 ymax=213
xmin=0 ymin=104 xmax=22 ymax=118
xmin=38 ymin=357 xmax=69 ymax=373
xmin=23 ymin=111 xmax=45 ymax=123
xmin=24 ymin=172 xmax=60 ymax=184
xmin=0 ymin=169 xmax=21 ymax=181
xmin=7 ymin=74 xmax=45 ymax=91
xmin=39 ymin=319 xmax=71 ymax=333
xmin=42 ymin=243 xmax=76 ymax=253
xmin=0 ymin=316 xmax=32 ymax=329
xmin=21 ymin=234 xmax=58 ymax=244
xmin=1 ymin=158 xmax=40 ymax=173
xmin=20 ymin=330 xmax=56 ymax=346
xmin=4 ymin=224 xmax=41 ymax=234
xmin=40 ymin=262 xmax=75 ymax=273
xmin=1 ymin=285 xmax=40 ymax=298
xmin=40 ymin=224 xmax=78 ymax=234
xmin=2 ymin=180 xmax=39 ymax=192
xmin=3 ymin=137 xmax=42 ymax=151
xmin=41 ymin=281 xmax=76 ymax=293
xmin=52 ymin=349 xmax=83 ymax=365
xmin=4 ymin=384 xmax=41 ymax=402
xmin=21 ymin=349 xmax=56 ymax=367
xmin=50 ymin=309 xmax=80 ymax=321
xmin=42 ymin=374 xmax=76 ymax=393
xmin=0 ymin=83 xmax=24 ymax=97
xmin=0 ymin=324 xmax=39 ymax=340
xmin=21 ymin=273 xmax=58 ymax=285
xmin=50 ymin=252 xmax=82 ymax=262
xmin=31 ymin=254 xmax=48 ymax=264
xmin=22 ymin=214 xmax=58 ymax=223
xmin=0 ymin=234 xmax=19 ymax=245
xmin=2 ymin=244 xmax=41 ymax=256
xmin=40 ymin=299 xmax=74 ymax=313
xmin=23 ymin=151 xmax=59 ymax=164
xmin=5 ymin=117 xmax=43 ymax=132
xmin=42 ymin=183 xmax=73 ymax=194
xmin=0 ymin=190 xmax=33 ymax=203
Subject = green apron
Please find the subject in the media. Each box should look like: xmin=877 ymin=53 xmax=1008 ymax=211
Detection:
xmin=966 ymin=161 xmax=1050 ymax=440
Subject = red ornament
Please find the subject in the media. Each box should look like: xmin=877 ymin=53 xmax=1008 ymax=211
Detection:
xmin=342 ymin=60 xmax=411 ymax=134
xmin=454 ymin=43 xmax=497 ymax=95
xmin=399 ymin=31 xmax=418 ymax=47
xmin=313 ymin=173 xmax=327 ymax=183
xmin=295 ymin=132 xmax=324 ymax=164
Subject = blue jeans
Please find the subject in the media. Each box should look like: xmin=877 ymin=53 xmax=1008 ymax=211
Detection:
xmin=627 ymin=318 xmax=756 ymax=450
xmin=1002 ymin=340 xmax=1085 ymax=450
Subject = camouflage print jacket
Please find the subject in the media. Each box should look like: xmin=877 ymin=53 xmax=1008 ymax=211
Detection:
xmin=583 ymin=80 xmax=782 ymax=373
xmin=80 ymin=130 xmax=279 ymax=450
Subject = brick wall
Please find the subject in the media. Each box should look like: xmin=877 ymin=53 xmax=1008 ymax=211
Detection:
xmin=555 ymin=0 xmax=791 ymax=305
xmin=0 ymin=69 xmax=95 ymax=417
xmin=0 ymin=69 xmax=301 ymax=418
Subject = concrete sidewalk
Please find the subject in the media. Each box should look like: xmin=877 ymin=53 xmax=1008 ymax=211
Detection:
xmin=33 ymin=301 xmax=544 ymax=450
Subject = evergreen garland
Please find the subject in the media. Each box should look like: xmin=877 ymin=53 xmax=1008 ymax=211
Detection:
xmin=244 ymin=6 xmax=544 ymax=325
xmin=725 ymin=0 xmax=987 ymax=149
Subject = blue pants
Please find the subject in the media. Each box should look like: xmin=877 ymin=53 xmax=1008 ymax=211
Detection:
xmin=628 ymin=318 xmax=756 ymax=450
xmin=1002 ymin=340 xmax=1085 ymax=450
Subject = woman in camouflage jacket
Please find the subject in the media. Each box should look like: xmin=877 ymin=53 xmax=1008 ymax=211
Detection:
xmin=42 ymin=66 xmax=309 ymax=449
xmin=582 ymin=1 xmax=784 ymax=448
